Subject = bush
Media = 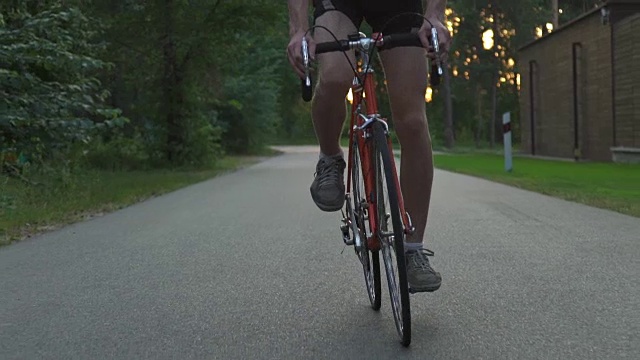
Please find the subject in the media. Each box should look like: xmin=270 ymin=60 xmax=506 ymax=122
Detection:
xmin=84 ymin=133 xmax=150 ymax=171
xmin=175 ymin=111 xmax=223 ymax=167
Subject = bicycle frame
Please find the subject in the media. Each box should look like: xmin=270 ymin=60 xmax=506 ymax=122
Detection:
xmin=345 ymin=42 xmax=414 ymax=251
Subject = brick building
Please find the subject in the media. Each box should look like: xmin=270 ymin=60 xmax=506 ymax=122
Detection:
xmin=517 ymin=0 xmax=640 ymax=162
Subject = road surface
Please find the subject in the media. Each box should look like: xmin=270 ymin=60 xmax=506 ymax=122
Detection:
xmin=1 ymin=146 xmax=638 ymax=359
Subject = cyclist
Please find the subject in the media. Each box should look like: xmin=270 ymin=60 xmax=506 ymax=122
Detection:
xmin=286 ymin=0 xmax=451 ymax=293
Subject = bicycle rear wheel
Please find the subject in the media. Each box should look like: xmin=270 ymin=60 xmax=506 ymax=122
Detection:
xmin=372 ymin=121 xmax=411 ymax=346
xmin=350 ymin=136 xmax=381 ymax=310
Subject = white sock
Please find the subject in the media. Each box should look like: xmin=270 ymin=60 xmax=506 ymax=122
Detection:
xmin=404 ymin=242 xmax=423 ymax=252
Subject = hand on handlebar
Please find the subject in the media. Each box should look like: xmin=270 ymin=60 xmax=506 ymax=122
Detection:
xmin=287 ymin=31 xmax=316 ymax=79
xmin=419 ymin=18 xmax=451 ymax=64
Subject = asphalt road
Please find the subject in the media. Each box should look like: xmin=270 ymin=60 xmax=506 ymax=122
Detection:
xmin=1 ymin=146 xmax=638 ymax=359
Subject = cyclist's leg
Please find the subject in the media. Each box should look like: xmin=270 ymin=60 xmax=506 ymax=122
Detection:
xmin=369 ymin=4 xmax=441 ymax=291
xmin=379 ymin=47 xmax=441 ymax=291
xmin=378 ymin=46 xmax=433 ymax=246
xmin=311 ymin=8 xmax=359 ymax=157
xmin=308 ymin=4 xmax=361 ymax=212
xmin=363 ymin=2 xmax=433 ymax=245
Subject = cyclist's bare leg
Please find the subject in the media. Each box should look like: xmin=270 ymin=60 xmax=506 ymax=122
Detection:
xmin=312 ymin=12 xmax=357 ymax=157
xmin=378 ymin=47 xmax=433 ymax=245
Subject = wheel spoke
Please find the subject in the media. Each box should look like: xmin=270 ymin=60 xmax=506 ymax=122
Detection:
xmin=373 ymin=122 xmax=411 ymax=346
xmin=350 ymin=137 xmax=381 ymax=311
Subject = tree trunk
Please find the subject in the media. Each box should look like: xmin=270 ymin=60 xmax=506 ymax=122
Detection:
xmin=490 ymin=70 xmax=498 ymax=148
xmin=162 ymin=0 xmax=182 ymax=162
xmin=490 ymin=3 xmax=499 ymax=149
xmin=552 ymin=0 xmax=559 ymax=28
xmin=475 ymin=82 xmax=482 ymax=148
xmin=443 ymin=65 xmax=454 ymax=148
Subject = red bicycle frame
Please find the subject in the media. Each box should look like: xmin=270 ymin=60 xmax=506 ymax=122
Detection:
xmin=345 ymin=68 xmax=413 ymax=251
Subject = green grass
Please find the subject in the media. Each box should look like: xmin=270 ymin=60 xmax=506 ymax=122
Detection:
xmin=433 ymin=153 xmax=640 ymax=217
xmin=0 ymin=156 xmax=261 ymax=245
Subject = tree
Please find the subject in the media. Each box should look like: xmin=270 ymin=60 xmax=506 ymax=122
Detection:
xmin=1 ymin=1 xmax=125 ymax=168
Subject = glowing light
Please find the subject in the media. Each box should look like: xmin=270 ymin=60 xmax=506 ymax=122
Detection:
xmin=536 ymin=26 xmax=543 ymax=38
xmin=347 ymin=88 xmax=353 ymax=104
xmin=482 ymin=29 xmax=494 ymax=50
xmin=453 ymin=68 xmax=459 ymax=76
xmin=559 ymin=9 xmax=563 ymax=14
xmin=425 ymin=87 xmax=433 ymax=103
xmin=516 ymin=73 xmax=521 ymax=91
xmin=546 ymin=22 xmax=554 ymax=32
xmin=508 ymin=58 xmax=515 ymax=68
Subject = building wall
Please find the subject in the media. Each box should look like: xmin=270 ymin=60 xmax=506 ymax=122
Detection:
xmin=518 ymin=12 xmax=614 ymax=161
xmin=614 ymin=13 xmax=640 ymax=148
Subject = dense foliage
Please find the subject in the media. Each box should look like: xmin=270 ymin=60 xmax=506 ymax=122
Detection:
xmin=1 ymin=1 xmax=125 ymax=169
xmin=1 ymin=0 xmax=594 ymax=174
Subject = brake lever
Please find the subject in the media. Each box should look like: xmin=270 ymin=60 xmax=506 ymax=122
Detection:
xmin=430 ymin=27 xmax=444 ymax=76
xmin=301 ymin=37 xmax=313 ymax=102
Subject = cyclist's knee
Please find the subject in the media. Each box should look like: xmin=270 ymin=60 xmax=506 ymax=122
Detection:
xmin=394 ymin=114 xmax=431 ymax=142
xmin=316 ymin=68 xmax=352 ymax=94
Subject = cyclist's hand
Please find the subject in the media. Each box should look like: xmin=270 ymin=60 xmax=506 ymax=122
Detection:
xmin=419 ymin=18 xmax=451 ymax=63
xmin=287 ymin=31 xmax=316 ymax=79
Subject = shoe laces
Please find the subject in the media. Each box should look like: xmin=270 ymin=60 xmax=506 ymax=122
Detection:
xmin=315 ymin=158 xmax=344 ymax=188
xmin=407 ymin=248 xmax=435 ymax=272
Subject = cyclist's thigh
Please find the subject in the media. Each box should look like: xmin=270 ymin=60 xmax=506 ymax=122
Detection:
xmin=378 ymin=47 xmax=428 ymax=116
xmin=313 ymin=7 xmax=359 ymax=84
xmin=364 ymin=0 xmax=426 ymax=114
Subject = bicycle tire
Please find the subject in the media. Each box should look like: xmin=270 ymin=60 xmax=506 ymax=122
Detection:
xmin=372 ymin=121 xmax=411 ymax=346
xmin=350 ymin=137 xmax=382 ymax=311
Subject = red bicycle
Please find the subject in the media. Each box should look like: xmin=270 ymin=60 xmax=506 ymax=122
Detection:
xmin=300 ymin=26 xmax=442 ymax=346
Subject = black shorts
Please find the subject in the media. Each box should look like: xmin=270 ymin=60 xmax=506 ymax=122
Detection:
xmin=313 ymin=0 xmax=424 ymax=35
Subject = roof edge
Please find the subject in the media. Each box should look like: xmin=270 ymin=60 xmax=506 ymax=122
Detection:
xmin=517 ymin=3 xmax=607 ymax=52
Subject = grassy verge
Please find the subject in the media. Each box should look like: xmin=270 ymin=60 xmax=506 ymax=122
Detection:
xmin=0 ymin=156 xmax=263 ymax=246
xmin=433 ymin=153 xmax=640 ymax=218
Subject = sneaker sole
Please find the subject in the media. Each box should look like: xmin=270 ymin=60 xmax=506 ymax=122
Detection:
xmin=408 ymin=281 xmax=441 ymax=294
xmin=310 ymin=190 xmax=345 ymax=212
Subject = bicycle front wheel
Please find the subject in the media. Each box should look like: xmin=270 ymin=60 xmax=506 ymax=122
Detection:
xmin=372 ymin=121 xmax=411 ymax=347
xmin=351 ymin=135 xmax=381 ymax=311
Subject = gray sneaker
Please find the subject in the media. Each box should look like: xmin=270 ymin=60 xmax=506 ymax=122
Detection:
xmin=405 ymin=249 xmax=442 ymax=292
xmin=310 ymin=156 xmax=346 ymax=212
